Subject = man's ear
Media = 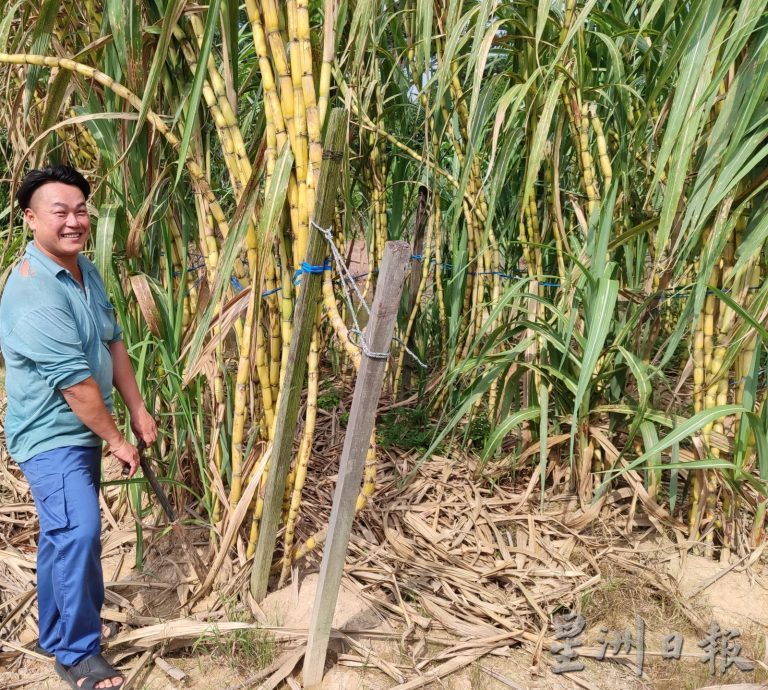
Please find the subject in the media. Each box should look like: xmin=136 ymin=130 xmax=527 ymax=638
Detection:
xmin=23 ymin=207 xmax=35 ymax=232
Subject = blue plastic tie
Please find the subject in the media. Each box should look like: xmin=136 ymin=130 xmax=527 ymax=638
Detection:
xmin=230 ymin=276 xmax=244 ymax=291
xmin=293 ymin=259 xmax=331 ymax=285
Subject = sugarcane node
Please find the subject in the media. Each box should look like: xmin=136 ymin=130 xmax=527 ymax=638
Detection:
xmin=322 ymin=150 xmax=343 ymax=161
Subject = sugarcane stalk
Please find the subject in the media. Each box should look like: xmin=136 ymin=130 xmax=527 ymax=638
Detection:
xmin=279 ymin=318 xmax=320 ymax=585
xmin=393 ymin=211 xmax=433 ymax=398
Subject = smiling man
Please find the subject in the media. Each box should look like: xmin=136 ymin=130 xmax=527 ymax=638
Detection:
xmin=0 ymin=166 xmax=157 ymax=689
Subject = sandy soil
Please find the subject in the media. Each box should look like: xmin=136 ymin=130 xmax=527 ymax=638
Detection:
xmin=6 ymin=548 xmax=768 ymax=690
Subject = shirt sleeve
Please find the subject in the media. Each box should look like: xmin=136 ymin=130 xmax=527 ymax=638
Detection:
xmin=5 ymin=306 xmax=92 ymax=390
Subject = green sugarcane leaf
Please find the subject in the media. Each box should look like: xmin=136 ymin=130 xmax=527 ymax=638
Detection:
xmin=746 ymin=411 xmax=768 ymax=482
xmin=121 ymin=0 xmax=186 ymax=165
xmin=94 ymin=204 xmax=120 ymax=294
xmin=481 ymin=407 xmax=542 ymax=465
xmin=535 ymin=0 xmax=550 ymax=48
xmin=0 ymin=1 xmax=26 ymax=53
xmin=521 ymin=72 xmax=564 ymax=214
xmin=733 ymin=337 xmax=761 ymax=470
xmin=175 ymin=0 xmax=222 ymax=186
xmin=598 ymin=405 xmax=744 ymax=493
xmin=36 ymin=68 xmax=72 ymax=166
xmin=570 ymin=277 xmax=619 ymax=452
xmin=23 ymin=0 xmax=58 ymax=116
xmin=639 ymin=420 xmax=661 ymax=489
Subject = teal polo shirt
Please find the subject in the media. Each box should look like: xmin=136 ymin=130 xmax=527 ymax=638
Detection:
xmin=0 ymin=242 xmax=122 ymax=462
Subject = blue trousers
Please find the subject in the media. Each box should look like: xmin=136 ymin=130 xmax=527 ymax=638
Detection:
xmin=21 ymin=445 xmax=104 ymax=666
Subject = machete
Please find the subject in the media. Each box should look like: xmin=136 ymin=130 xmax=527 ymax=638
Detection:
xmin=122 ymin=440 xmax=207 ymax=584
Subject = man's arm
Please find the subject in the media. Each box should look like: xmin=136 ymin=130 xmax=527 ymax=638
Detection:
xmin=110 ymin=340 xmax=158 ymax=445
xmin=60 ymin=377 xmax=141 ymax=477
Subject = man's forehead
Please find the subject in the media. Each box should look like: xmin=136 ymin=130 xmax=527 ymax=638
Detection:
xmin=30 ymin=182 xmax=87 ymax=206
xmin=50 ymin=199 xmax=87 ymax=207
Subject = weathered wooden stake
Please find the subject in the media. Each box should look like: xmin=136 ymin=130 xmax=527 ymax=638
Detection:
xmin=303 ymin=240 xmax=412 ymax=688
xmin=250 ymin=108 xmax=347 ymax=601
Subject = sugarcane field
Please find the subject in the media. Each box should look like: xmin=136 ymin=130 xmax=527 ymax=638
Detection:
xmin=4 ymin=0 xmax=768 ymax=689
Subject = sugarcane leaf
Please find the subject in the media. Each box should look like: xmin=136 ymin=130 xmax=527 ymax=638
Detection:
xmin=120 ymin=0 xmax=186 ymax=165
xmin=175 ymin=0 xmax=222 ymax=186
xmin=598 ymin=404 xmax=744 ymax=493
xmin=709 ymin=286 xmax=768 ymax=343
xmin=106 ymin=0 xmax=127 ymax=67
xmin=0 ymin=1 xmax=26 ymax=53
xmin=36 ymin=68 xmax=72 ymax=166
xmin=416 ymin=0 xmax=433 ymax=77
xmin=521 ymin=72 xmax=564 ymax=213
xmin=481 ymin=407 xmax=542 ymax=465
xmin=616 ymin=345 xmax=652 ymax=420
xmin=409 ymin=366 xmax=502 ymax=481
xmin=669 ymin=442 xmax=680 ymax=513
xmin=23 ymin=0 xmax=58 ymax=116
xmin=94 ymin=204 xmax=120 ymax=294
xmin=570 ymin=277 xmax=619 ymax=450
xmin=639 ymin=420 xmax=661 ymax=487
xmin=650 ymin=0 xmax=722 ymax=258
xmin=738 ymin=345 xmax=765 ymax=476
xmin=535 ymin=0 xmax=550 ymax=48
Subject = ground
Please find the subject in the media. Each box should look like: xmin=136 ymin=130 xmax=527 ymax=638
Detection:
xmin=3 ymin=445 xmax=768 ymax=689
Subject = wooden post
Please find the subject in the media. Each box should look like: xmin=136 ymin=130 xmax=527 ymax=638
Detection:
xmin=250 ymin=108 xmax=347 ymax=601
xmin=303 ymin=240 xmax=411 ymax=688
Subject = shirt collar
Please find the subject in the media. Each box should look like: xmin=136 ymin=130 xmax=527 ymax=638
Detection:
xmin=25 ymin=241 xmax=89 ymax=280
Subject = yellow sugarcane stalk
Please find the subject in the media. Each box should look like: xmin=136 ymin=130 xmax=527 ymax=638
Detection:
xmin=433 ymin=204 xmax=448 ymax=348
xmin=322 ymin=270 xmax=363 ymax=369
xmin=245 ymin=0 xmax=288 ymax=170
xmin=357 ymin=438 xmax=378 ymax=510
xmin=296 ymin=0 xmax=322 ymax=190
xmin=285 ymin=434 xmax=378 ymax=566
xmin=579 ymin=102 xmax=600 ymax=217
xmin=560 ymin=0 xmax=577 ymax=43
xmin=317 ymin=0 xmax=336 ymax=127
xmin=279 ymin=321 xmax=320 ymax=585
xmin=230 ymin=280 xmax=262 ymax=507
xmin=284 ymin=0 xmax=311 ymax=262
xmin=589 ymin=103 xmax=612 ymax=191
xmin=255 ymin=317 xmax=275 ymax=435
xmin=262 ymin=0 xmax=296 ymax=150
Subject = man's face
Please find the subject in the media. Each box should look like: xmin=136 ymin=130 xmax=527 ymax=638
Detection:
xmin=24 ymin=182 xmax=90 ymax=265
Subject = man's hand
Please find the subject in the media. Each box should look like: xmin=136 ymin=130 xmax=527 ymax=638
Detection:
xmin=130 ymin=405 xmax=158 ymax=445
xmin=111 ymin=438 xmax=140 ymax=479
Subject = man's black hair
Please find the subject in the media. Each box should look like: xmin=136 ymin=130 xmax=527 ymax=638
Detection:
xmin=16 ymin=166 xmax=90 ymax=211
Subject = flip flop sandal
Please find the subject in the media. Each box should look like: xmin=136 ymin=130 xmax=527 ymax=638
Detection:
xmin=32 ymin=622 xmax=121 ymax=659
xmin=101 ymin=621 xmax=120 ymax=642
xmin=55 ymin=652 xmax=124 ymax=690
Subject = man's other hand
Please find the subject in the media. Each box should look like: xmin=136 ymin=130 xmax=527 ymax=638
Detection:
xmin=130 ymin=405 xmax=158 ymax=445
xmin=112 ymin=439 xmax=140 ymax=479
